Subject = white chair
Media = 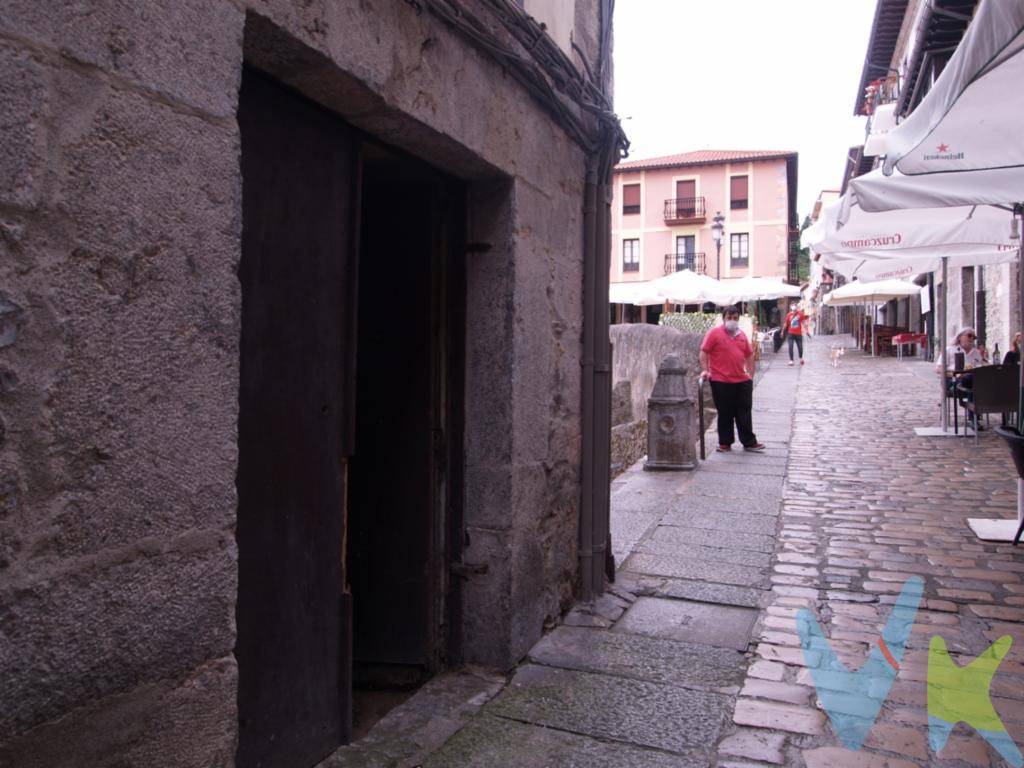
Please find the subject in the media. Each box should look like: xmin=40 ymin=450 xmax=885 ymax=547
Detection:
xmin=756 ymin=328 xmax=779 ymax=356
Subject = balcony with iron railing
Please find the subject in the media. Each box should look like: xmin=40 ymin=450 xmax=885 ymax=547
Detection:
xmin=663 ymin=197 xmax=706 ymax=225
xmin=664 ymin=252 xmax=707 ymax=275
xmin=787 ymin=232 xmax=806 ymax=285
xmin=861 ymin=75 xmax=900 ymax=116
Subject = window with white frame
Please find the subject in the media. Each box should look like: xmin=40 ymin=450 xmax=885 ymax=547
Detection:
xmin=730 ymin=233 xmax=749 ymax=266
xmin=623 ymin=238 xmax=640 ymax=272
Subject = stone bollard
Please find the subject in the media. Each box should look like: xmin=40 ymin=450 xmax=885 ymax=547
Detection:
xmin=643 ymin=354 xmax=697 ymax=471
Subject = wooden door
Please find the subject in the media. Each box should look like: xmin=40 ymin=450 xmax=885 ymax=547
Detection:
xmin=236 ymin=67 xmax=358 ymax=767
xmin=676 ymin=180 xmax=696 ymax=218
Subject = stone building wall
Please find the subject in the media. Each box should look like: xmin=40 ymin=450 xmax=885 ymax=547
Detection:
xmin=939 ymin=264 xmax=1018 ymax=355
xmin=0 ymin=0 xmax=608 ymax=763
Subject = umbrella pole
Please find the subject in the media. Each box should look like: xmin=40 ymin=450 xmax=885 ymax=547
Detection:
xmin=968 ymin=226 xmax=1024 ymax=541
xmin=1018 ymin=208 xmax=1024 ymax=531
xmin=940 ymin=257 xmax=948 ymax=432
xmin=872 ymin=302 xmax=877 ymax=357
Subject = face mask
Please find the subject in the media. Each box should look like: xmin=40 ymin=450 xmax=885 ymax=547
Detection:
xmin=790 ymin=305 xmax=797 ymax=311
xmin=724 ymin=320 xmax=739 ymax=333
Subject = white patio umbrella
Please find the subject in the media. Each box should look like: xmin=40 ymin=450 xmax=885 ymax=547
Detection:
xmin=836 ymin=0 xmax=1024 ymax=541
xmin=822 ymin=279 xmax=921 ymax=305
xmin=646 ymin=269 xmax=734 ymax=306
xmin=880 ymin=0 xmax=1024 ymax=185
xmin=609 ymin=280 xmax=667 ymax=306
xmin=717 ymin=276 xmax=801 ymax=303
xmin=850 ymin=166 xmax=1024 ymax=213
xmin=811 ymin=196 xmax=1018 ymax=282
xmin=808 ymin=193 xmax=1018 ymax=423
xmin=822 ymin=279 xmax=922 ymax=357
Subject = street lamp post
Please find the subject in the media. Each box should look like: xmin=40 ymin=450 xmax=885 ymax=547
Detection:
xmin=711 ymin=211 xmax=725 ymax=280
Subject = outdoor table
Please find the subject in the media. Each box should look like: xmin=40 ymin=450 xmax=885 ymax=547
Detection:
xmin=893 ymin=332 xmax=928 ymax=360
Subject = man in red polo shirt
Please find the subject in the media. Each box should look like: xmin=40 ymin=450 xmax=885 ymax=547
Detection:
xmin=699 ymin=305 xmax=766 ymax=453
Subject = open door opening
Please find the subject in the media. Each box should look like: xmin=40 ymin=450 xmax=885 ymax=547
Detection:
xmin=347 ymin=141 xmax=465 ymax=739
xmin=236 ymin=65 xmax=465 ymax=765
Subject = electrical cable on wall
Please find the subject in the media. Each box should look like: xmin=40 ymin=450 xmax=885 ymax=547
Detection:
xmin=402 ymin=0 xmax=629 ymax=160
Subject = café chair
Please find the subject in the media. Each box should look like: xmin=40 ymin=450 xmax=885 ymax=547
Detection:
xmin=962 ymin=364 xmax=1019 ymax=442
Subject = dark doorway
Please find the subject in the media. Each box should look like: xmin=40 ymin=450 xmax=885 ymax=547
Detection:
xmin=236 ymin=67 xmax=465 ymax=767
xmin=347 ymin=141 xmax=464 ymax=728
xmin=236 ymin=68 xmax=358 ymax=767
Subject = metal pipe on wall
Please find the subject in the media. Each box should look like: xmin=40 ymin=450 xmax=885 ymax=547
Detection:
xmin=592 ymin=152 xmax=613 ymax=588
xmin=579 ymin=157 xmax=598 ymax=601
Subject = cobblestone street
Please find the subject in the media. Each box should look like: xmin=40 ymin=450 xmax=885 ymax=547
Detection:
xmin=736 ymin=337 xmax=1024 ymax=767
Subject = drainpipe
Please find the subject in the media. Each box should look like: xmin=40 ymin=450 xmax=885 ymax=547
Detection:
xmin=580 ymin=156 xmax=598 ymax=602
xmin=593 ymin=157 xmax=613 ymax=589
xmin=579 ymin=0 xmax=618 ymax=600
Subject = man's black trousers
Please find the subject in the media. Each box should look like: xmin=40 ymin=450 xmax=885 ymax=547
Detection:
xmin=709 ymin=379 xmax=757 ymax=448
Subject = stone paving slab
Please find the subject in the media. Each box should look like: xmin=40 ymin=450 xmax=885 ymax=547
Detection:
xmin=608 ymin=485 xmax=679 ymax=514
xmin=658 ymin=508 xmax=780 ymax=534
xmin=621 ymin=551 xmax=768 ymax=587
xmin=633 ymin=536 xmax=773 ymax=568
xmin=610 ymin=510 xmax=660 ymax=565
xmin=682 ymin=471 xmax=785 ymax=503
xmin=624 ymin=573 xmax=765 ymax=609
xmin=700 ymin=451 xmax=791 ymax=469
xmin=320 ymin=668 xmax=506 ymax=767
xmin=527 ymin=624 xmax=747 ymax=691
xmin=613 ymin=596 xmax=758 ymax=651
xmin=648 ymin=521 xmax=777 ymax=553
xmin=698 ymin=459 xmax=788 ymax=478
xmin=485 ymin=664 xmax=733 ymax=757
xmin=666 ymin=490 xmax=783 ymax=516
xmin=423 ymin=715 xmax=706 ymax=768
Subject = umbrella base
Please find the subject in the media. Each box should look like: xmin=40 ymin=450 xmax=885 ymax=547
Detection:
xmin=967 ymin=518 xmax=1020 ymax=542
xmin=913 ymin=426 xmax=976 ymax=437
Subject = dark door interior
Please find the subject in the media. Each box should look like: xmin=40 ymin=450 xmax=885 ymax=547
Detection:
xmin=236 ymin=68 xmax=357 ymax=767
xmin=347 ymin=143 xmax=463 ymax=704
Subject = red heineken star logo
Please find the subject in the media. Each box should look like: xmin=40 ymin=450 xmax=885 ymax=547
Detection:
xmin=937 ymin=143 xmax=950 ymax=152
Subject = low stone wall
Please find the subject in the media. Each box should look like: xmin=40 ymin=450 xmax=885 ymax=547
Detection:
xmin=609 ymin=324 xmax=714 ymax=476
xmin=610 ymin=324 xmax=703 ymax=420
xmin=610 ymin=420 xmax=646 ymax=479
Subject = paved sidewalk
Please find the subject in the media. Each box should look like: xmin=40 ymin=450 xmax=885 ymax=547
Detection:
xmin=334 ymin=335 xmax=1024 ymax=767
xmin=416 ymin=339 xmax=800 ymax=767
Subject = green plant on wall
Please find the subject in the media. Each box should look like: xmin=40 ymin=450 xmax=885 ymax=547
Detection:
xmin=658 ymin=312 xmax=719 ymax=334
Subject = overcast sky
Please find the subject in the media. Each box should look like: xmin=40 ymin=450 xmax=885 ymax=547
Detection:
xmin=612 ymin=0 xmax=878 ymax=220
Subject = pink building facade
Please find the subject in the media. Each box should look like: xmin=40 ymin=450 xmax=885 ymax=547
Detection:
xmin=611 ymin=150 xmax=799 ymax=285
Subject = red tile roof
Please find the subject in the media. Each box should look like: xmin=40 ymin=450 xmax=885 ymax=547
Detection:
xmin=614 ymin=149 xmax=797 ymax=172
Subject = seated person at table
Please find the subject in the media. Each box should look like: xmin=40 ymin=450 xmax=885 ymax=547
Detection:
xmin=935 ymin=327 xmax=988 ymax=375
xmin=935 ymin=327 xmax=989 ymax=428
xmin=1003 ymin=332 xmax=1022 ymax=365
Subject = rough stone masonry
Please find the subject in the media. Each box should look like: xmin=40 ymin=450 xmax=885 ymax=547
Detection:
xmin=0 ymin=1 xmax=612 ymax=764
